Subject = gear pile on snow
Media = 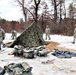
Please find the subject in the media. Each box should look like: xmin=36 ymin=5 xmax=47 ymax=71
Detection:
xmin=52 ymin=49 xmax=76 ymax=58
xmin=13 ymin=45 xmax=50 ymax=58
xmin=0 ymin=62 xmax=32 ymax=75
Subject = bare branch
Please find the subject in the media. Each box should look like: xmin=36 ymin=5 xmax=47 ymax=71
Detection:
xmin=38 ymin=0 xmax=41 ymax=5
xmin=16 ymin=0 xmax=35 ymax=21
xmin=34 ymin=0 xmax=41 ymax=5
xmin=24 ymin=7 xmax=36 ymax=21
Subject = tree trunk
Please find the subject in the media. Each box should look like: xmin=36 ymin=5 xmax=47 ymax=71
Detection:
xmin=10 ymin=22 xmax=47 ymax=48
xmin=59 ymin=2 xmax=62 ymax=26
xmin=35 ymin=4 xmax=38 ymax=24
xmin=54 ymin=0 xmax=57 ymax=26
xmin=23 ymin=6 xmax=27 ymax=22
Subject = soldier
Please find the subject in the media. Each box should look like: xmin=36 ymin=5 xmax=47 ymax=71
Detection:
xmin=11 ymin=30 xmax=17 ymax=40
xmin=45 ymin=25 xmax=51 ymax=40
xmin=0 ymin=26 xmax=5 ymax=50
xmin=73 ymin=24 xmax=76 ymax=44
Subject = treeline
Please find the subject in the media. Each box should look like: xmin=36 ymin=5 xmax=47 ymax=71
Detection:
xmin=0 ymin=17 xmax=76 ymax=36
xmin=0 ymin=18 xmax=24 ymax=33
xmin=39 ymin=18 xmax=76 ymax=36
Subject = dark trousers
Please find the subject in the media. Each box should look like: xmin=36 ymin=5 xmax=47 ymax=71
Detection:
xmin=45 ymin=33 xmax=51 ymax=40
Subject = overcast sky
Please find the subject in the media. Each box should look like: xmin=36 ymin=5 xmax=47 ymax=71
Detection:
xmin=0 ymin=0 xmax=23 ymax=21
xmin=0 ymin=0 xmax=72 ymax=21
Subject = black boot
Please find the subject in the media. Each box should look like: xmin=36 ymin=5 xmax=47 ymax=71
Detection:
xmin=0 ymin=48 xmax=1 ymax=50
xmin=49 ymin=38 xmax=51 ymax=40
xmin=72 ymin=42 xmax=75 ymax=44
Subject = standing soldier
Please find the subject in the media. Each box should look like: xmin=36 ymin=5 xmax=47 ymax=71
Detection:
xmin=73 ymin=24 xmax=76 ymax=44
xmin=45 ymin=25 xmax=51 ymax=40
xmin=11 ymin=30 xmax=17 ymax=40
xmin=0 ymin=26 xmax=5 ymax=50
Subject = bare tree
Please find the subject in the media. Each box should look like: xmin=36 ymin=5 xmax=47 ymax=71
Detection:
xmin=59 ymin=0 xmax=63 ymax=26
xmin=33 ymin=0 xmax=41 ymax=24
xmin=63 ymin=0 xmax=66 ymax=19
xmin=68 ymin=2 xmax=75 ymax=25
xmin=15 ymin=0 xmax=41 ymax=25
xmin=41 ymin=4 xmax=48 ymax=32
xmin=51 ymin=0 xmax=60 ymax=26
xmin=68 ymin=3 xmax=74 ymax=19
xmin=41 ymin=4 xmax=50 ymax=32
xmin=16 ymin=0 xmax=27 ymax=22
xmin=52 ymin=0 xmax=58 ymax=26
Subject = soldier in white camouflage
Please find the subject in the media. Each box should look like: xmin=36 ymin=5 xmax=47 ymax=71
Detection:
xmin=11 ymin=30 xmax=17 ymax=40
xmin=45 ymin=25 xmax=51 ymax=40
xmin=0 ymin=26 xmax=5 ymax=50
xmin=73 ymin=24 xmax=76 ymax=44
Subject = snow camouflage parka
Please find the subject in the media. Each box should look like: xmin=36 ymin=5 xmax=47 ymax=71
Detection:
xmin=12 ymin=30 xmax=17 ymax=37
xmin=45 ymin=27 xmax=50 ymax=34
xmin=74 ymin=28 xmax=76 ymax=38
xmin=0 ymin=28 xmax=5 ymax=39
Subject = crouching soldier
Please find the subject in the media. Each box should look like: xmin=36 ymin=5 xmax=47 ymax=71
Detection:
xmin=73 ymin=24 xmax=76 ymax=44
xmin=0 ymin=26 xmax=5 ymax=50
xmin=11 ymin=30 xmax=17 ymax=40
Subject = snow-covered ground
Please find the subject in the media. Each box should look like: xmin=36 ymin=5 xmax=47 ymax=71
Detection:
xmin=43 ymin=34 xmax=76 ymax=50
xmin=0 ymin=33 xmax=76 ymax=75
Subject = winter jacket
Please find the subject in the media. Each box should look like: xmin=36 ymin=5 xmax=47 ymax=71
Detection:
xmin=45 ymin=27 xmax=50 ymax=34
xmin=0 ymin=28 xmax=5 ymax=39
xmin=12 ymin=30 xmax=17 ymax=37
xmin=74 ymin=28 xmax=76 ymax=38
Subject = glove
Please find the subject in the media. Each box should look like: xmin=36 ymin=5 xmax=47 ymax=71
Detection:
xmin=3 ymin=36 xmax=5 ymax=40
